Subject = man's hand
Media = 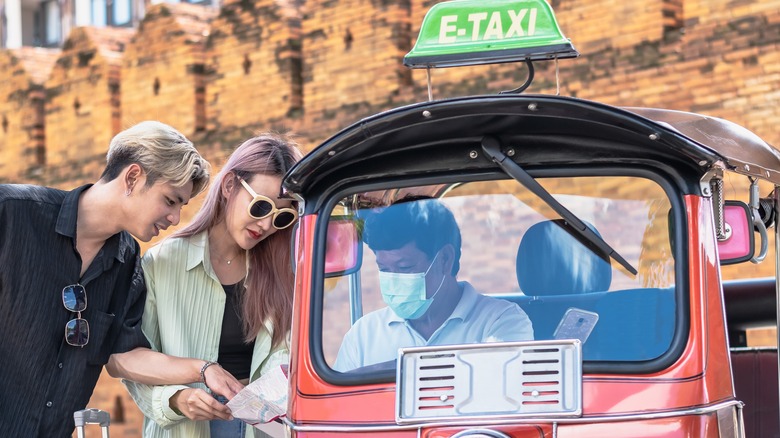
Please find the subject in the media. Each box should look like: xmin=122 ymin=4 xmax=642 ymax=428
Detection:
xmin=170 ymin=388 xmax=233 ymax=421
xmin=204 ymin=363 xmax=245 ymax=400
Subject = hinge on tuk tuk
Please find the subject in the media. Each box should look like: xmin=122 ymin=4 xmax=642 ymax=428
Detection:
xmin=700 ymin=166 xmax=728 ymax=241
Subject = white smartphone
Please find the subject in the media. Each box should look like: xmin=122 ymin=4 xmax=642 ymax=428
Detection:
xmin=553 ymin=307 xmax=599 ymax=343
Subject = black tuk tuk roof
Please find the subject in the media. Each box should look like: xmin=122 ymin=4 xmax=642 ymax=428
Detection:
xmin=284 ymin=95 xmax=780 ymax=203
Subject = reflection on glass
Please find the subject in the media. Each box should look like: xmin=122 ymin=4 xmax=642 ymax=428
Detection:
xmin=321 ymin=176 xmax=676 ymax=372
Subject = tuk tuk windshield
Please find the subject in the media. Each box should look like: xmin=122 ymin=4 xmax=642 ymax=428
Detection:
xmin=321 ymin=176 xmax=676 ymax=374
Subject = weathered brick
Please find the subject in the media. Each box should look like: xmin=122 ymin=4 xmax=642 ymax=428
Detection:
xmin=205 ymin=0 xmax=303 ymax=133
xmin=302 ymin=0 xmax=412 ymax=135
xmin=122 ymin=3 xmax=216 ymax=137
xmin=0 ymin=0 xmax=775 ymax=434
xmin=44 ymin=27 xmax=133 ymax=169
xmin=0 ymin=47 xmax=57 ymax=179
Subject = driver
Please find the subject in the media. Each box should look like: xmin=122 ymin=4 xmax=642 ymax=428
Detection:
xmin=334 ymin=197 xmax=534 ymax=372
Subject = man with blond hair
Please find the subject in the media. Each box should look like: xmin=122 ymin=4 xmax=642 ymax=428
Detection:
xmin=0 ymin=121 xmax=240 ymax=437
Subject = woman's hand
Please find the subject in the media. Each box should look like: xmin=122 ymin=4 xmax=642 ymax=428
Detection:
xmin=203 ymin=363 xmax=245 ymax=400
xmin=170 ymin=388 xmax=234 ymax=421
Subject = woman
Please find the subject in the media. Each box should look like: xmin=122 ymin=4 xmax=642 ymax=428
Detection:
xmin=123 ymin=133 xmax=303 ymax=438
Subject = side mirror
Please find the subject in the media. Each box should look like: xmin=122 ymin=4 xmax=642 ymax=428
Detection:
xmin=718 ymin=201 xmax=755 ymax=265
xmin=324 ymin=217 xmax=363 ymax=277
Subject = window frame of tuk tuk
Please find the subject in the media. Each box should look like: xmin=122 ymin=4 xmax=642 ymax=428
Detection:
xmin=308 ymin=166 xmax=691 ymax=386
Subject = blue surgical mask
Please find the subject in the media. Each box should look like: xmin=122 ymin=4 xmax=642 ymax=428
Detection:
xmin=379 ymin=252 xmax=445 ymax=320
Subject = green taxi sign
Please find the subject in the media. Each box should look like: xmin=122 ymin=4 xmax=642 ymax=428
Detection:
xmin=404 ymin=0 xmax=579 ymax=69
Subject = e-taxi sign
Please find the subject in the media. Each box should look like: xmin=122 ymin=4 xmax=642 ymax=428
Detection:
xmin=404 ymin=0 xmax=578 ymax=69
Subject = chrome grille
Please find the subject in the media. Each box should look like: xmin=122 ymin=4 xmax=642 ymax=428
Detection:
xmin=396 ymin=340 xmax=582 ymax=423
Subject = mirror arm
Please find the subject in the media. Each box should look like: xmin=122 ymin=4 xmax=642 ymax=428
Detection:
xmin=749 ymin=178 xmax=769 ymax=264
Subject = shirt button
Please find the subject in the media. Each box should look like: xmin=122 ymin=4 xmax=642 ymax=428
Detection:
xmin=58 ymin=363 xmax=63 ymax=369
xmin=46 ymin=401 xmax=53 ymax=408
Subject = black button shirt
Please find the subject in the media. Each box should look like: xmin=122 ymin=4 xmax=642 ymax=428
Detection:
xmin=0 ymin=184 xmax=150 ymax=437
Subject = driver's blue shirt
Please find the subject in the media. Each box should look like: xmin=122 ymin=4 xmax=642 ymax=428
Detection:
xmin=334 ymin=282 xmax=534 ymax=372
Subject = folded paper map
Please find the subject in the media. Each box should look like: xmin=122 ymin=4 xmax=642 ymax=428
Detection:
xmin=226 ymin=365 xmax=288 ymax=426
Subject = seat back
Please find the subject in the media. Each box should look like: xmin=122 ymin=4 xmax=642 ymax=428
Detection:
xmin=586 ymin=287 xmax=675 ymax=361
xmin=731 ymin=348 xmax=780 ymax=437
xmin=516 ymin=219 xmax=612 ymax=339
xmin=516 ymin=219 xmax=612 ymax=297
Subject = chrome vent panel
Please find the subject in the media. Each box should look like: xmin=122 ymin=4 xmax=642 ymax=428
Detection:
xmin=396 ymin=340 xmax=582 ymax=424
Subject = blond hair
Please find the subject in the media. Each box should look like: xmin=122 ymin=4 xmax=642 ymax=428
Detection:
xmin=100 ymin=121 xmax=210 ymax=197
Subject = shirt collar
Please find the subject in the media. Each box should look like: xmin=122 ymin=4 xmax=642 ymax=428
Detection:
xmin=55 ymin=184 xmax=128 ymax=264
xmin=387 ymin=281 xmax=478 ymax=324
xmin=186 ymin=231 xmax=212 ymax=272
xmin=448 ymin=282 xmax=479 ymax=321
xmin=55 ymin=184 xmax=91 ymax=239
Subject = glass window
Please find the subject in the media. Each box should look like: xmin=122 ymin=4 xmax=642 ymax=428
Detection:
xmin=82 ymin=0 xmax=131 ymax=27
xmin=112 ymin=0 xmax=131 ymax=26
xmin=43 ymin=1 xmax=60 ymax=46
xmin=320 ymin=176 xmax=676 ymax=374
xmin=74 ymin=0 xmax=92 ymax=26
xmin=1 ymin=12 xmax=5 ymax=49
xmin=32 ymin=1 xmax=61 ymax=46
xmin=91 ymin=0 xmax=106 ymax=26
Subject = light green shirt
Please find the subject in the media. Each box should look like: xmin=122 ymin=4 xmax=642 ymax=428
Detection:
xmin=123 ymin=231 xmax=287 ymax=438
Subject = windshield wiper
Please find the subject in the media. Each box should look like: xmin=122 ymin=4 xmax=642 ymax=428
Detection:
xmin=481 ymin=136 xmax=638 ymax=276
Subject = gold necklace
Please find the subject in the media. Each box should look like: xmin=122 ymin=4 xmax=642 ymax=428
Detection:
xmin=216 ymin=250 xmax=242 ymax=265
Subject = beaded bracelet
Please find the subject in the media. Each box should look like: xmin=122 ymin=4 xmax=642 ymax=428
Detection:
xmin=200 ymin=360 xmax=218 ymax=390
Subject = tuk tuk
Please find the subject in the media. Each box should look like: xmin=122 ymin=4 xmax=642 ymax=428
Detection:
xmin=279 ymin=0 xmax=780 ymax=436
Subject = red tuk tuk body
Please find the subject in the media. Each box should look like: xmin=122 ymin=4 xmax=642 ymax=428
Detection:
xmin=287 ymin=205 xmax=734 ymax=437
xmin=276 ymin=94 xmax=779 ymax=437
xmin=277 ymin=1 xmax=779 ymax=436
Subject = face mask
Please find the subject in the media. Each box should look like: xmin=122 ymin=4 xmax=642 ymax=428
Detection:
xmin=379 ymin=252 xmax=445 ymax=320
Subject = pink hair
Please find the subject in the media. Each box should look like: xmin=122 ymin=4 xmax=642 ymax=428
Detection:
xmin=174 ymin=133 xmax=303 ymax=349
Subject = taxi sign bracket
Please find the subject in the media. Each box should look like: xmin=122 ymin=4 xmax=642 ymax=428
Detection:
xmin=498 ymin=59 xmax=535 ymax=94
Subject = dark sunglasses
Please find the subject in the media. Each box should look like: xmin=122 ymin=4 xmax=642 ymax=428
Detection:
xmin=62 ymin=284 xmax=89 ymax=347
xmin=239 ymin=178 xmax=298 ymax=230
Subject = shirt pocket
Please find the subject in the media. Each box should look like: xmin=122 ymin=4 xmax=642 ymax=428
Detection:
xmin=85 ymin=310 xmax=116 ymax=366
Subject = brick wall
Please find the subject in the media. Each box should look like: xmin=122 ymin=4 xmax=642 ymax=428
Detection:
xmin=206 ymin=0 xmax=303 ymax=133
xmin=44 ymin=27 xmax=133 ymax=169
xmin=301 ymin=0 xmax=413 ymax=138
xmin=0 ymin=0 xmax=775 ymax=174
xmin=0 ymin=0 xmax=776 ymax=435
xmin=0 ymin=48 xmax=57 ymax=179
xmin=122 ymin=3 xmax=216 ymax=137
